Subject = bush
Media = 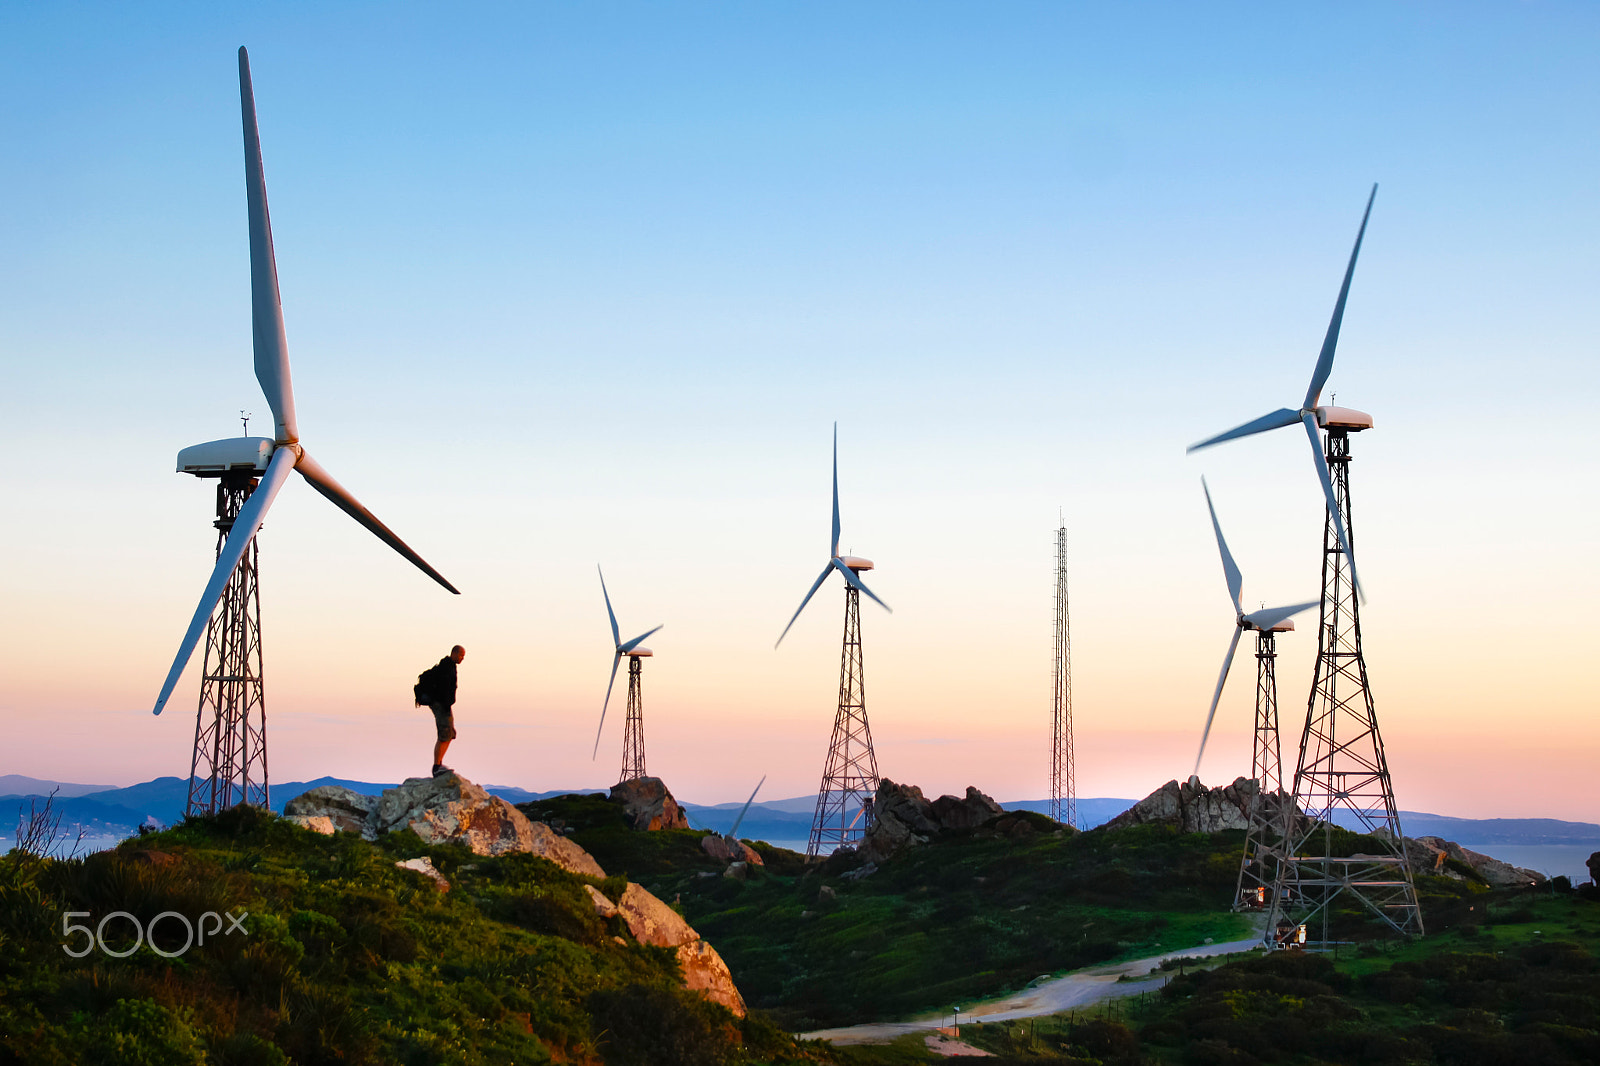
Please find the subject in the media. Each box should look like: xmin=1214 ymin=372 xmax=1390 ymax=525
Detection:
xmin=587 ymin=983 xmax=738 ymax=1066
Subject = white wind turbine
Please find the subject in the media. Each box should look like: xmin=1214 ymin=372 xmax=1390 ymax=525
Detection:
xmin=592 ymin=566 xmax=663 ymax=782
xmin=1193 ymin=478 xmax=1318 ymax=775
xmin=151 ymin=48 xmax=459 ymax=720
xmin=1187 ymin=185 xmax=1378 ymax=601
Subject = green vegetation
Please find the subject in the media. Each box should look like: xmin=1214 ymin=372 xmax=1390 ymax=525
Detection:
xmin=538 ymin=795 xmax=1257 ymax=1031
xmin=0 ymin=805 xmax=821 ymax=1065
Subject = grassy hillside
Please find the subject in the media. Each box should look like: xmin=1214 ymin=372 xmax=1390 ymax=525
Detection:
xmin=529 ymin=794 xmax=1267 ymax=1030
xmin=0 ymin=806 xmax=821 ymax=1066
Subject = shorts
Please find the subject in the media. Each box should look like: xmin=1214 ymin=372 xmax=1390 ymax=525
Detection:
xmin=429 ymin=702 xmax=457 ymax=743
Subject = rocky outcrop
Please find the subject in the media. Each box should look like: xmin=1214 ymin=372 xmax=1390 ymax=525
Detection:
xmin=701 ymin=834 xmax=764 ymax=866
xmin=1385 ymin=833 xmax=1544 ymax=887
xmin=609 ymin=776 xmax=689 ymax=831
xmin=615 ymin=882 xmax=746 ymax=1016
xmin=282 ymin=775 xmax=605 ymax=878
xmin=1103 ymin=776 xmax=1301 ymax=834
xmin=858 ymin=781 xmax=1014 ymax=864
xmin=285 ymin=785 xmax=375 ymax=836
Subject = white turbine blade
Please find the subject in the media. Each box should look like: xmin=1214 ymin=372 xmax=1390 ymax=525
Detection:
xmin=1304 ymin=184 xmax=1377 ymax=411
xmin=1301 ymin=413 xmax=1364 ymax=603
xmin=834 ymin=556 xmax=892 ymax=613
xmin=1201 ymin=478 xmax=1244 ymax=613
xmin=1244 ymin=600 xmax=1320 ymax=633
xmin=237 ymin=47 xmax=298 ymax=445
xmin=152 ymin=446 xmax=296 ymax=715
xmin=729 ymin=774 xmax=767 ymax=839
xmin=598 ymin=565 xmax=620 ymax=647
xmin=620 ymin=624 xmax=663 ymax=654
xmin=1186 ymin=408 xmax=1302 ymax=454
xmin=592 ymin=653 xmax=623 ymax=759
xmin=1195 ymin=627 xmax=1243 ymax=776
xmin=294 ymin=450 xmax=459 ymax=595
xmin=831 ymin=422 xmax=841 ymax=558
xmin=776 ymin=562 xmax=834 ymax=648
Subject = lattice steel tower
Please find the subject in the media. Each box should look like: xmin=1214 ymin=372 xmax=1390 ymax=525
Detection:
xmin=186 ymin=468 xmax=270 ymax=817
xmin=807 ymin=579 xmax=879 ymax=858
xmin=776 ymin=424 xmax=891 ymax=860
xmin=1270 ymin=427 xmax=1422 ymax=944
xmin=1050 ymin=523 xmax=1077 ymax=828
xmin=619 ymin=654 xmax=649 ymax=782
xmin=1234 ymin=627 xmax=1290 ymax=911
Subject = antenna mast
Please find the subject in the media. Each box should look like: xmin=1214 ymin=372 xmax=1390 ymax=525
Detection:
xmin=1050 ymin=523 xmax=1076 ymax=828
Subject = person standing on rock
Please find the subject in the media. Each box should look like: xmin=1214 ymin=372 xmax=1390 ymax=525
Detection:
xmin=415 ymin=645 xmax=465 ymax=777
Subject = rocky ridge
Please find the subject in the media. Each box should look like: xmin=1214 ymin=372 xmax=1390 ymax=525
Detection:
xmin=857 ymin=780 xmax=1044 ymax=864
xmin=285 ymin=773 xmax=745 ymax=1015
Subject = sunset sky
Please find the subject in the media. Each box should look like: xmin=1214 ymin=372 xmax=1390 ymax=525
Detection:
xmin=2 ymin=3 xmax=1596 ymax=821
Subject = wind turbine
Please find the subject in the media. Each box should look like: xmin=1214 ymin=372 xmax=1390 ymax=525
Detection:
xmin=726 ymin=774 xmax=767 ymax=843
xmin=1187 ymin=184 xmax=1378 ymax=602
xmin=592 ymin=566 xmax=663 ymax=783
xmin=1189 ymin=186 xmax=1422 ymax=944
xmin=1195 ymin=479 xmax=1315 ymax=915
xmin=155 ymin=48 xmax=458 ymax=818
xmin=776 ymin=424 xmax=890 ymax=859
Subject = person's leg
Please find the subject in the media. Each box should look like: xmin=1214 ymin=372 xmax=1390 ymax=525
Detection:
xmin=431 ymin=704 xmax=457 ymax=772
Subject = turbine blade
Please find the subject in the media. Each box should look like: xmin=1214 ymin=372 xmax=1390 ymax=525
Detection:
xmin=1186 ymin=408 xmax=1302 ymax=454
xmin=776 ymin=563 xmax=835 ymax=648
xmin=238 ymin=47 xmax=298 ymax=445
xmin=1244 ymin=600 xmax=1320 ymax=633
xmin=620 ymin=624 xmax=664 ymax=653
xmin=831 ymin=422 xmax=841 ymax=559
xmin=1301 ymin=413 xmax=1364 ymax=603
xmin=592 ymin=654 xmax=623 ymax=759
xmin=598 ymin=565 xmax=620 ymax=647
xmin=1201 ymin=477 xmax=1244 ymax=613
xmin=294 ymin=450 xmax=459 ymax=595
xmin=834 ymin=557 xmax=892 ymax=613
xmin=152 ymin=446 xmax=296 ymax=714
xmin=729 ymin=773 xmax=767 ymax=839
xmin=1305 ymin=184 xmax=1378 ymax=410
xmin=1195 ymin=627 xmax=1243 ymax=776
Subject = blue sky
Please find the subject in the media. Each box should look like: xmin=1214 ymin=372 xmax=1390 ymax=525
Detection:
xmin=2 ymin=3 xmax=1596 ymax=816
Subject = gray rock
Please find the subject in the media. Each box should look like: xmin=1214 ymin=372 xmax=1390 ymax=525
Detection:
xmin=701 ymin=833 xmax=765 ymax=866
xmin=394 ymin=855 xmax=450 ymax=891
xmin=284 ymin=785 xmax=375 ymax=835
xmin=723 ymin=861 xmax=749 ymax=880
xmin=584 ymin=884 xmax=619 ymax=918
xmin=857 ymin=779 xmax=1018 ymax=864
xmin=609 ymin=776 xmax=690 ymax=831
xmin=1403 ymin=835 xmax=1544 ymax=887
xmin=1103 ymin=775 xmax=1301 ymax=834
xmin=614 ymin=881 xmax=748 ymax=1015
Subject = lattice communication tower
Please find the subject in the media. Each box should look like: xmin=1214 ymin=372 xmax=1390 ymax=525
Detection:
xmin=1235 ymin=627 xmax=1290 ymax=910
xmin=1050 ymin=524 xmax=1077 ymax=828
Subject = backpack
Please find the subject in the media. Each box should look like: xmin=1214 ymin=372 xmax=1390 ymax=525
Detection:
xmin=414 ymin=662 xmax=444 ymax=707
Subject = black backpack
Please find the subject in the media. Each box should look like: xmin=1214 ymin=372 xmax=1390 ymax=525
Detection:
xmin=414 ymin=663 xmax=444 ymax=707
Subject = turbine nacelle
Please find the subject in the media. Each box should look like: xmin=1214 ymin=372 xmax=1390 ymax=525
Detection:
xmin=1316 ymin=405 xmax=1374 ymax=432
xmin=626 ymin=647 xmax=654 ymax=658
xmin=176 ymin=437 xmax=276 ymax=476
xmin=838 ymin=555 xmax=874 ymax=572
xmin=1241 ymin=613 xmax=1297 ymax=634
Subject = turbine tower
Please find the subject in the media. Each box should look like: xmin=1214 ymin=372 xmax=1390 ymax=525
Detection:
xmin=1192 ymin=480 xmax=1317 ymax=912
xmin=1050 ymin=520 xmax=1077 ymax=828
xmin=156 ymin=49 xmax=459 ymax=818
xmin=592 ymin=567 xmax=663 ymax=783
xmin=1189 ymin=185 xmax=1423 ymax=944
xmin=777 ymin=425 xmax=891 ymax=860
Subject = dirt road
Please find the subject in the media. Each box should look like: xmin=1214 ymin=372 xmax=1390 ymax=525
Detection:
xmin=799 ymin=928 xmax=1264 ymax=1046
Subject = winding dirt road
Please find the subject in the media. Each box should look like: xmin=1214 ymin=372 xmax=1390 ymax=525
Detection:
xmin=799 ymin=927 xmax=1264 ymax=1046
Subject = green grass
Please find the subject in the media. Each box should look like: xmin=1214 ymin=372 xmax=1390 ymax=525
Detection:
xmin=0 ymin=805 xmax=826 ymax=1066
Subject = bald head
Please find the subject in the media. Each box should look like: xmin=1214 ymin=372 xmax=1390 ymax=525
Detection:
xmin=451 ymin=645 xmax=466 ymax=663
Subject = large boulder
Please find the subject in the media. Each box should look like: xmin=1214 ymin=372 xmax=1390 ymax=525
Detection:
xmin=284 ymin=785 xmax=375 ymax=835
xmin=282 ymin=775 xmax=606 ymax=878
xmin=1104 ymin=776 xmax=1297 ymax=834
xmin=609 ymin=776 xmax=689 ymax=831
xmin=857 ymin=780 xmax=1013 ymax=864
xmin=614 ymin=882 xmax=746 ymax=1016
xmin=701 ymin=834 xmax=764 ymax=866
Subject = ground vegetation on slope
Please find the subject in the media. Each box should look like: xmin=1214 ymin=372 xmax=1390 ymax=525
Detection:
xmin=0 ymin=805 xmax=822 ymax=1066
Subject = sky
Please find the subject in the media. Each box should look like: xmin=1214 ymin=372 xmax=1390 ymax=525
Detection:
xmin=1 ymin=3 xmax=1596 ymax=821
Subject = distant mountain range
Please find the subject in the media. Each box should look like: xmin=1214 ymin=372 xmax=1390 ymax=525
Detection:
xmin=4 ymin=775 xmax=1599 ymax=850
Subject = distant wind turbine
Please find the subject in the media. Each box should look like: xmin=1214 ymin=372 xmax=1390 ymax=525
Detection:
xmin=593 ymin=566 xmax=663 ymax=783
